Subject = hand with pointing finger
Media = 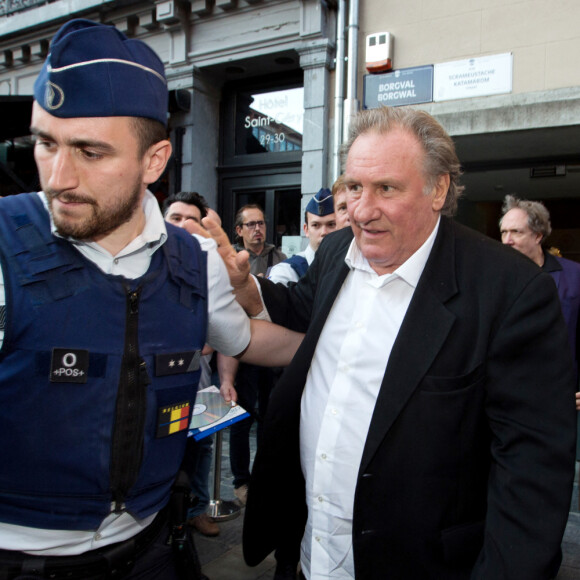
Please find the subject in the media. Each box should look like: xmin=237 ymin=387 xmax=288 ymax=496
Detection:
xmin=184 ymin=217 xmax=263 ymax=317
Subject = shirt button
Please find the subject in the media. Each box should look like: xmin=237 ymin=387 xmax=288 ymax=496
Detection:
xmin=321 ymin=453 xmax=327 ymax=460
xmin=94 ymin=532 xmax=102 ymax=541
xmin=331 ymin=409 xmax=338 ymax=415
xmin=114 ymin=258 xmax=119 ymax=265
xmin=315 ymin=536 xmax=321 ymax=542
xmin=318 ymin=496 xmax=323 ymax=503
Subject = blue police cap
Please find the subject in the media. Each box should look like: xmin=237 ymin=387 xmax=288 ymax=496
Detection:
xmin=305 ymin=188 xmax=334 ymax=217
xmin=34 ymin=19 xmax=168 ymax=127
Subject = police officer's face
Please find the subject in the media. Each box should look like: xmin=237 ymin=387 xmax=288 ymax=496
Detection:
xmin=304 ymin=212 xmax=337 ymax=251
xmin=30 ymin=103 xmax=169 ymax=243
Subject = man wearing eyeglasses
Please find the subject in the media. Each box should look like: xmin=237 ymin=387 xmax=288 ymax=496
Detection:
xmin=227 ymin=204 xmax=287 ymax=518
xmin=234 ymin=205 xmax=286 ymax=277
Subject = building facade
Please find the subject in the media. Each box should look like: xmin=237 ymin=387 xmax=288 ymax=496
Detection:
xmin=359 ymin=0 xmax=580 ymax=258
xmin=0 ymin=0 xmax=579 ymax=256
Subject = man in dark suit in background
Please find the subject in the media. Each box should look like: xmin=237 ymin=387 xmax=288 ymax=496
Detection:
xmin=196 ymin=106 xmax=576 ymax=580
xmin=500 ymin=194 xmax=580 ymax=389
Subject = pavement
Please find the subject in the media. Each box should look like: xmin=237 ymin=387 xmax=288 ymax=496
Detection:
xmin=195 ymin=426 xmax=580 ymax=579
xmin=195 ymin=425 xmax=277 ymax=579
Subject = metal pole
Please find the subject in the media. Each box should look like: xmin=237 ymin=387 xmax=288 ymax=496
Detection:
xmin=332 ymin=0 xmax=347 ymax=182
xmin=343 ymin=0 xmax=360 ymax=142
xmin=207 ymin=430 xmax=240 ymax=521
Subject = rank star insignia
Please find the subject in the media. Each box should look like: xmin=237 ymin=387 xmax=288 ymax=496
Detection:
xmin=155 ymin=350 xmax=201 ymax=376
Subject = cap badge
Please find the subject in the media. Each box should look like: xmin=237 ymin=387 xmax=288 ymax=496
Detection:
xmin=45 ymin=81 xmax=65 ymax=110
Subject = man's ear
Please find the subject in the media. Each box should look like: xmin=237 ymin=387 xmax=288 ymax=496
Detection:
xmin=303 ymin=222 xmax=310 ymax=238
xmin=143 ymin=140 xmax=172 ymax=185
xmin=431 ymin=174 xmax=450 ymax=212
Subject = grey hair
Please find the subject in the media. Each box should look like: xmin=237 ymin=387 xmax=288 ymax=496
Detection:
xmin=500 ymin=195 xmax=552 ymax=242
xmin=341 ymin=106 xmax=464 ymax=216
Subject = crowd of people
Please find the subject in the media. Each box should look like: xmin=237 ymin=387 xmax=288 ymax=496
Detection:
xmin=0 ymin=16 xmax=579 ymax=580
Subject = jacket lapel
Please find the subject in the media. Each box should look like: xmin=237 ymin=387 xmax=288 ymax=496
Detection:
xmin=299 ymin=242 xmax=351 ymax=366
xmin=274 ymin=231 xmax=352 ymax=403
xmin=359 ymin=217 xmax=459 ymax=473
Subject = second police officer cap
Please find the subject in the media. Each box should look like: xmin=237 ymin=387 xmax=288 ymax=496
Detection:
xmin=34 ymin=19 xmax=168 ymax=127
xmin=305 ymin=188 xmax=334 ymax=217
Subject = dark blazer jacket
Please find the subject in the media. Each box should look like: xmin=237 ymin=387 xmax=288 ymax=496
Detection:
xmin=242 ymin=217 xmax=576 ymax=580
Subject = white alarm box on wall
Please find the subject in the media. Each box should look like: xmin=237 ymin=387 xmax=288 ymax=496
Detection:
xmin=366 ymin=32 xmax=394 ymax=74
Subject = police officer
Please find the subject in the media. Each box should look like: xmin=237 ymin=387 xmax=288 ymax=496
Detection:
xmin=0 ymin=19 xmax=251 ymax=579
xmin=268 ymin=188 xmax=336 ymax=285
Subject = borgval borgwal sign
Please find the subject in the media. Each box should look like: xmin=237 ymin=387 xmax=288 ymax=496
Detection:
xmin=363 ymin=65 xmax=434 ymax=109
xmin=363 ymin=53 xmax=513 ymax=109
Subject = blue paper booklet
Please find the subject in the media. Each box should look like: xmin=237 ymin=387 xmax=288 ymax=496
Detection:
xmin=189 ymin=386 xmax=250 ymax=441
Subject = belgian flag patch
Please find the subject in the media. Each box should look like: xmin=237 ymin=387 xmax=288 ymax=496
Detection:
xmin=156 ymin=401 xmax=191 ymax=438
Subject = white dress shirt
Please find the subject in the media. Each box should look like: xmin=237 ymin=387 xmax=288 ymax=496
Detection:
xmin=0 ymin=191 xmax=250 ymax=554
xmin=299 ymin=219 xmax=440 ymax=579
xmin=268 ymin=244 xmax=316 ymax=286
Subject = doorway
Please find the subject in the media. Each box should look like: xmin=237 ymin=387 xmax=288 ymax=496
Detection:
xmin=221 ymin=172 xmax=302 ymax=249
xmin=218 ymin=70 xmax=304 ymax=248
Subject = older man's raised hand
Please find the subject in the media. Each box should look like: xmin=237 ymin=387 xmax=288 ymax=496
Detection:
xmin=183 ymin=216 xmax=264 ymax=317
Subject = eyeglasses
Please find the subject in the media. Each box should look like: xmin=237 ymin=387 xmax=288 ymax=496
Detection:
xmin=242 ymin=220 xmax=265 ymax=229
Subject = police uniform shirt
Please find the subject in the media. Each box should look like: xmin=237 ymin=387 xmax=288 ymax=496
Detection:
xmin=0 ymin=190 xmax=250 ymax=555
xmin=268 ymin=244 xmax=316 ymax=286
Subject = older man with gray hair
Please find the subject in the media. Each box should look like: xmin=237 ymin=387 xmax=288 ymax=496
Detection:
xmin=500 ymin=194 xmax=580 ymax=407
xmin=199 ymin=106 xmax=577 ymax=580
xmin=499 ymin=194 xmax=553 ymax=266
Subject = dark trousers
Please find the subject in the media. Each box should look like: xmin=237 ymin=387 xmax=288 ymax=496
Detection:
xmin=121 ymin=522 xmax=180 ymax=580
xmin=229 ymin=363 xmax=276 ymax=488
xmin=181 ymin=435 xmax=213 ymax=518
